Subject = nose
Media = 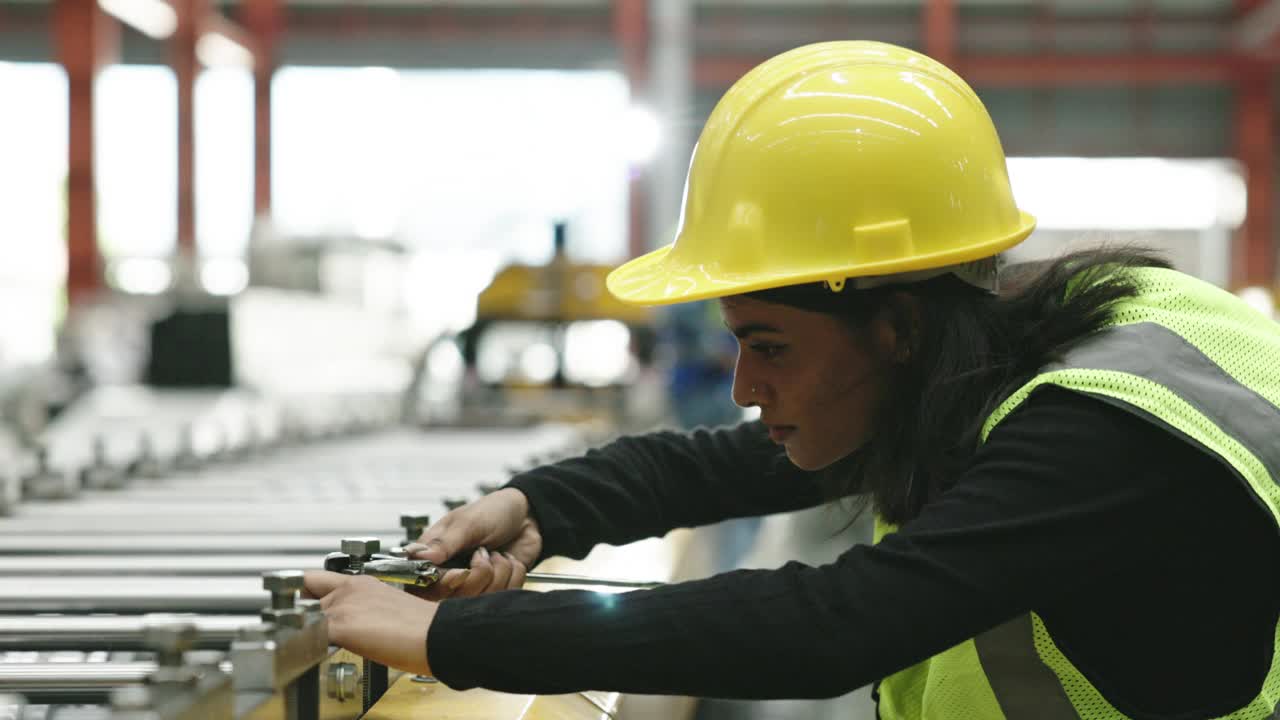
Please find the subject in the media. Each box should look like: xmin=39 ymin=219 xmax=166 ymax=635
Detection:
xmin=730 ymin=355 xmax=758 ymax=409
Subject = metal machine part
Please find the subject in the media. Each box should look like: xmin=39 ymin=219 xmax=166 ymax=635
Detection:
xmin=326 ymin=540 xmax=664 ymax=591
xmin=81 ymin=435 xmax=126 ymax=491
xmin=0 ymin=615 xmax=255 ymax=651
xmin=22 ymin=446 xmax=77 ymax=501
xmin=108 ymin=622 xmax=234 ymax=720
xmin=324 ymin=664 xmax=358 ymax=703
xmin=0 ymin=394 xmax=589 ymax=719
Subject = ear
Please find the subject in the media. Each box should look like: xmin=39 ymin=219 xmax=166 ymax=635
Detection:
xmin=872 ymin=292 xmax=920 ymax=364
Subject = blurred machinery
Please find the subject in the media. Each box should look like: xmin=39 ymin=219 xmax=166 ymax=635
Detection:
xmin=447 ymin=222 xmax=655 ymax=427
xmin=0 ymin=387 xmax=683 ymax=720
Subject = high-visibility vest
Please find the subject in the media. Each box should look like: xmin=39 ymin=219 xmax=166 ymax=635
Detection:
xmin=876 ymin=267 xmax=1280 ymax=719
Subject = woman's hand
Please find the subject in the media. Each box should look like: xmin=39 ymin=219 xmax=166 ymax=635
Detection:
xmin=304 ymin=571 xmax=437 ymax=676
xmin=402 ymin=488 xmax=542 ymax=600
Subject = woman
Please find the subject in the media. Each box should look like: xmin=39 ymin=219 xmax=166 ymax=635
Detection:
xmin=305 ymin=41 xmax=1280 ymax=719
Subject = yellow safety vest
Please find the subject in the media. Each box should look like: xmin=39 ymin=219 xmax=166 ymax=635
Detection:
xmin=876 ymin=267 xmax=1280 ymax=719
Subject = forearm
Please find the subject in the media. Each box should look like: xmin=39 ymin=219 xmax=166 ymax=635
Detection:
xmin=506 ymin=422 xmax=824 ymax=559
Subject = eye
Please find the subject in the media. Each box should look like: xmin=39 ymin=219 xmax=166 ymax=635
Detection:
xmin=750 ymin=343 xmax=787 ymax=360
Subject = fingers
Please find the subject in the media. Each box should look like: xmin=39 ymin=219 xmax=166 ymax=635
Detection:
xmin=505 ymin=552 xmax=528 ymax=588
xmin=456 ymin=547 xmax=496 ymax=597
xmin=303 ymin=570 xmax=351 ymax=601
xmin=414 ymin=567 xmax=472 ymax=601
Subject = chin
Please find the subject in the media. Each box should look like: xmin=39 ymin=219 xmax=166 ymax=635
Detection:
xmin=784 ymin=446 xmax=834 ymax=472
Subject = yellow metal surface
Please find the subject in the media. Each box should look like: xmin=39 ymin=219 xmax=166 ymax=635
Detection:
xmin=477 ymin=261 xmax=649 ymax=324
xmin=365 ymin=677 xmax=620 ymax=720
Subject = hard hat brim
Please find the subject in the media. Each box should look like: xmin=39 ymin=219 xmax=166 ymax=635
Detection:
xmin=606 ymin=211 xmax=1037 ymax=306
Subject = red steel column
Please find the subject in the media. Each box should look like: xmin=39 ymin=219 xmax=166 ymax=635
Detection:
xmin=56 ymin=0 xmax=120 ymax=303
xmin=173 ymin=0 xmax=204 ymax=264
xmin=244 ymin=0 xmax=281 ymax=218
xmin=923 ymin=0 xmax=956 ymax=68
xmin=1233 ymin=61 xmax=1276 ymax=287
xmin=614 ymin=0 xmax=649 ymax=259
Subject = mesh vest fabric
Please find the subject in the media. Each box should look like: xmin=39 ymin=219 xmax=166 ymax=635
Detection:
xmin=875 ymin=267 xmax=1280 ymax=720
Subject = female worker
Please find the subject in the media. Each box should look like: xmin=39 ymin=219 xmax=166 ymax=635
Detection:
xmin=304 ymin=41 xmax=1280 ymax=719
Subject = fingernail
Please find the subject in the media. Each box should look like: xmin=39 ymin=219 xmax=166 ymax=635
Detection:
xmin=478 ymin=547 xmax=490 ymax=560
xmin=446 ymin=570 xmax=471 ymax=590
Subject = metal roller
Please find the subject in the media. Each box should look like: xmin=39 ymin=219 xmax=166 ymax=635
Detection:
xmin=0 ymin=534 xmax=399 ymax=555
xmin=0 ymin=615 xmax=256 ymax=651
xmin=0 ymin=577 xmax=269 ymax=614
xmin=0 ymin=555 xmax=321 ymax=577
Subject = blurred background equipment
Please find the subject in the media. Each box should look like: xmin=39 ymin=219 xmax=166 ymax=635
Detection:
xmin=0 ymin=1 xmax=1278 ymax=719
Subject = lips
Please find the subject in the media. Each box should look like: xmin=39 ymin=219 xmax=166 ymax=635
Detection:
xmin=766 ymin=425 xmax=795 ymax=443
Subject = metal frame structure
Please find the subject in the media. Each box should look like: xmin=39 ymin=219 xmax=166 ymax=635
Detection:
xmin=39 ymin=0 xmax=1280 ymax=297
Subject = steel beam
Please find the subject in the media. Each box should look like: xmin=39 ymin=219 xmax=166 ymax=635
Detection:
xmin=1233 ymin=62 xmax=1276 ymax=287
xmin=695 ymin=53 xmax=1240 ymax=90
xmin=55 ymin=0 xmax=119 ymax=302
xmin=923 ymin=0 xmax=956 ymax=70
xmin=244 ymin=0 xmax=282 ymax=218
xmin=614 ymin=0 xmax=649 ymax=258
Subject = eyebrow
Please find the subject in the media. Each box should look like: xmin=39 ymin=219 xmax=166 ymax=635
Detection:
xmin=723 ymin=321 xmax=785 ymax=339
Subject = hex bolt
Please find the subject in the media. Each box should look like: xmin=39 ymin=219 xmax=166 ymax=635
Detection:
xmin=340 ymin=538 xmax=380 ymax=574
xmin=262 ymin=570 xmax=305 ymax=610
xmin=400 ymin=514 xmax=431 ymax=544
xmin=442 ymin=498 xmax=467 ymax=512
xmin=143 ymin=622 xmax=197 ymax=669
xmin=261 ymin=606 xmax=305 ymax=629
xmin=476 ymin=482 xmax=501 ymax=496
xmin=327 ymin=662 xmax=359 ymax=702
xmin=297 ymin=599 xmax=323 ymax=620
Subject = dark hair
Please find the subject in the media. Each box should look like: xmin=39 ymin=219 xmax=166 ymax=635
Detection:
xmin=747 ymin=245 xmax=1174 ymax=526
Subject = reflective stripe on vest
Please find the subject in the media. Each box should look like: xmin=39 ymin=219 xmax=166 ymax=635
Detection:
xmin=1043 ymin=321 xmax=1280 ymax=489
xmin=969 ymin=320 xmax=1280 ymax=719
xmin=878 ymin=268 xmax=1280 ymax=720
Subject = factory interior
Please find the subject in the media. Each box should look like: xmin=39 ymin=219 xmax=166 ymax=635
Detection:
xmin=0 ymin=0 xmax=1278 ymax=719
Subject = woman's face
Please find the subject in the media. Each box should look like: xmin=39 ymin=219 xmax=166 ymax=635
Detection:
xmin=719 ymin=295 xmax=893 ymax=470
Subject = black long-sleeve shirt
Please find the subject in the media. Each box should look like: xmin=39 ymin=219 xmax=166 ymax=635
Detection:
xmin=428 ymin=387 xmax=1280 ymax=720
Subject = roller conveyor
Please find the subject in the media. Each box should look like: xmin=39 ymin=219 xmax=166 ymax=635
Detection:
xmin=0 ymin=534 xmax=399 ymax=555
xmin=0 ymin=556 xmax=321 ymax=577
xmin=0 ymin=616 xmax=255 ymax=650
xmin=0 ymin=389 xmax=671 ymax=720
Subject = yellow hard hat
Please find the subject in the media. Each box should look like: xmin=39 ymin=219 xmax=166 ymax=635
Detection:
xmin=607 ymin=41 xmax=1037 ymax=306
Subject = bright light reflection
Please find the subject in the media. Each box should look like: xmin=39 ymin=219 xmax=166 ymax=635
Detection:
xmin=564 ymin=320 xmax=631 ymax=387
xmin=427 ymin=341 xmax=465 ymax=382
xmin=98 ymin=0 xmax=176 ymax=38
xmin=196 ymin=32 xmax=253 ymax=68
xmin=200 ymin=258 xmax=249 ymax=296
xmin=624 ymin=104 xmax=661 ymax=165
xmin=1007 ymin=157 xmax=1245 ymax=231
xmin=113 ymin=258 xmax=172 ymax=295
xmin=1236 ymin=287 xmax=1276 ymax=319
xmin=518 ymin=343 xmax=558 ymax=384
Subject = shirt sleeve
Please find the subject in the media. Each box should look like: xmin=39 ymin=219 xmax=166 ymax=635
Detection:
xmin=428 ymin=387 xmax=1203 ymax=698
xmin=505 ymin=420 xmax=826 ymax=560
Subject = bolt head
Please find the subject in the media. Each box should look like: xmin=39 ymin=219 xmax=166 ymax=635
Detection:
xmin=297 ymin=599 xmax=323 ymax=615
xmin=340 ymin=537 xmax=380 ymax=557
xmin=443 ymin=498 xmax=467 ymax=511
xmin=262 ymin=570 xmax=305 ymax=593
xmin=261 ymin=607 xmax=305 ymax=629
xmin=142 ymin=623 xmax=197 ymax=655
